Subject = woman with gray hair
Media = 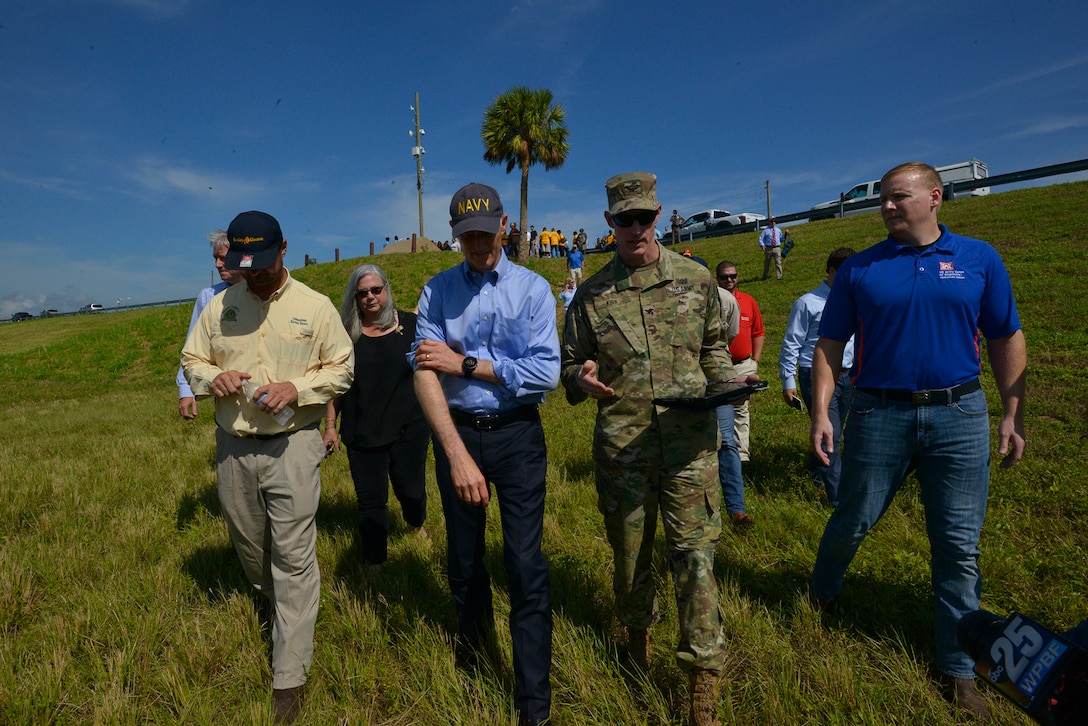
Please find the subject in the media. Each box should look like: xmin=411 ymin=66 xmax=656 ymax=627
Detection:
xmin=324 ymin=264 xmax=431 ymax=578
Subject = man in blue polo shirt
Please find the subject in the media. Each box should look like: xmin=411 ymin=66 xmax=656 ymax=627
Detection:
xmin=809 ymin=162 xmax=1026 ymax=719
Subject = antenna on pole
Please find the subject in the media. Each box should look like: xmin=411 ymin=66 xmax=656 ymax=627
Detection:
xmin=410 ymin=92 xmax=426 ymax=238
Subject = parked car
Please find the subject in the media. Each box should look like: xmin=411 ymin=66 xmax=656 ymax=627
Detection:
xmin=79 ymin=303 xmax=105 ymax=313
xmin=11 ymin=311 xmax=34 ymax=322
xmin=40 ymin=308 xmax=60 ymax=318
xmin=677 ymin=209 xmax=767 ymax=239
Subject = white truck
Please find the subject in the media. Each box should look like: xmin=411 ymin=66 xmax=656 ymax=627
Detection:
xmin=810 ymin=159 xmax=989 ymax=219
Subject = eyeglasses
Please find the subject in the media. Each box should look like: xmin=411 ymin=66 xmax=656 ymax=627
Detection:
xmin=611 ymin=210 xmax=658 ymax=228
xmin=355 ymin=285 xmax=386 ymax=298
xmin=717 ymin=273 xmax=738 ymax=280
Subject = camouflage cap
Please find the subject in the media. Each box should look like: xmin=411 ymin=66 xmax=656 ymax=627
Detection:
xmin=605 ymin=172 xmax=659 ymax=215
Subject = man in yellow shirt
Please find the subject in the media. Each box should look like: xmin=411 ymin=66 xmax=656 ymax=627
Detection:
xmin=182 ymin=210 xmax=354 ymax=724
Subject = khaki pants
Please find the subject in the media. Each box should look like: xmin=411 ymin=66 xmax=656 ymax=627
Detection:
xmin=731 ymin=357 xmax=759 ymax=461
xmin=216 ymin=426 xmax=324 ymax=689
xmin=762 ymin=246 xmax=783 ymax=279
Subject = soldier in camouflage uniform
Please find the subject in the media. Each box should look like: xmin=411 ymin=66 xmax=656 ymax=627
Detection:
xmin=560 ymin=172 xmax=757 ymax=726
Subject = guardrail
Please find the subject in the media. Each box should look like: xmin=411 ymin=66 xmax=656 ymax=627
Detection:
xmin=4 ymin=297 xmax=198 ymax=322
xmin=678 ymin=157 xmax=1088 ymax=240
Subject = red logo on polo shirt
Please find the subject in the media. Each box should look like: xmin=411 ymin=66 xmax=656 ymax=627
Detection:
xmin=939 ymin=261 xmax=955 ymax=271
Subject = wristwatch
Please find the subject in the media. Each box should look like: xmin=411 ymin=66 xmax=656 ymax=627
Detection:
xmin=462 ymin=356 xmax=478 ymax=379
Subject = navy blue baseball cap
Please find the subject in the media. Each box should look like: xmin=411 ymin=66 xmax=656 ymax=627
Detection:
xmin=449 ymin=183 xmax=504 ymax=238
xmin=225 ymin=211 xmax=283 ymax=270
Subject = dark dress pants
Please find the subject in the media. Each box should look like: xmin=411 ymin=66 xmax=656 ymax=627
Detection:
xmin=345 ymin=430 xmax=430 ymax=565
xmin=433 ymin=412 xmax=552 ymax=721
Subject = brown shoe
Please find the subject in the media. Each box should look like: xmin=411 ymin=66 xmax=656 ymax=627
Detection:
xmin=688 ymin=669 xmax=721 ymax=726
xmin=624 ymin=627 xmax=650 ymax=673
xmin=939 ymin=675 xmax=989 ymax=720
xmin=730 ymin=512 xmax=754 ymax=529
xmin=272 ymin=686 xmax=304 ymax=724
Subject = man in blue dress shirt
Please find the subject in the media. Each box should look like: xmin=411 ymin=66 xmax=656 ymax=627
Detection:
xmin=176 ymin=229 xmax=243 ymax=419
xmin=411 ymin=182 xmax=560 ymax=726
xmin=809 ymin=162 xmax=1026 ymax=719
xmin=778 ymin=247 xmax=855 ymax=506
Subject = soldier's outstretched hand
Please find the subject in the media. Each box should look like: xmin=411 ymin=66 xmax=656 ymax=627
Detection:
xmin=576 ymin=360 xmax=615 ymax=400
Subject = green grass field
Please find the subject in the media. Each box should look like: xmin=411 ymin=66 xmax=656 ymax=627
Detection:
xmin=1 ymin=181 xmax=1085 ymax=724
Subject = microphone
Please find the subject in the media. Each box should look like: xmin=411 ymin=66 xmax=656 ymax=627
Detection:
xmin=958 ymin=610 xmax=1088 ymax=725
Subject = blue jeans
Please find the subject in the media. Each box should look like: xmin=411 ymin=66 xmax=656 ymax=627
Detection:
xmin=811 ymin=387 xmax=990 ymax=678
xmin=798 ymin=367 xmax=853 ymax=506
xmin=716 ymin=404 xmax=745 ymax=514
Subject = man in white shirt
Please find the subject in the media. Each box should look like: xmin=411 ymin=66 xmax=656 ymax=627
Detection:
xmin=759 ymin=218 xmax=785 ymax=280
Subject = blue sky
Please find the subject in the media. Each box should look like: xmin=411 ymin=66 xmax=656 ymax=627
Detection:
xmin=2 ymin=0 xmax=1087 ymax=317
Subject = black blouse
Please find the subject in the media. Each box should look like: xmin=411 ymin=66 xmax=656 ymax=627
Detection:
xmin=340 ymin=310 xmax=428 ymax=448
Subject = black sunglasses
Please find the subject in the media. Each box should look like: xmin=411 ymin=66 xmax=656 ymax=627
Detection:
xmin=717 ymin=273 xmax=738 ymax=280
xmin=612 ymin=210 xmax=657 ymax=228
xmin=355 ymin=285 xmax=386 ymax=298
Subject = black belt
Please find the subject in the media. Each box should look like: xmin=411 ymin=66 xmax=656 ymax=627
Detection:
xmin=858 ymin=379 xmax=981 ymax=405
xmin=450 ymin=406 xmax=538 ymax=431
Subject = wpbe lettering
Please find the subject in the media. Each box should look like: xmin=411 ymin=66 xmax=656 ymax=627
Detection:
xmin=989 ymin=615 xmax=1066 ymax=694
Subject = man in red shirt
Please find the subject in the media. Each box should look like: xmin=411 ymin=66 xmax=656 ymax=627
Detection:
xmin=715 ymin=260 xmax=764 ymax=523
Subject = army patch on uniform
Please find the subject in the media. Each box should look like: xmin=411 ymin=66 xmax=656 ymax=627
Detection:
xmin=221 ymin=306 xmax=239 ymax=322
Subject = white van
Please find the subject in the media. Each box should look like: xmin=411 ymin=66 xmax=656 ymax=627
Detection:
xmin=810 ymin=159 xmax=989 ymax=219
xmin=936 ymin=159 xmax=990 ymax=196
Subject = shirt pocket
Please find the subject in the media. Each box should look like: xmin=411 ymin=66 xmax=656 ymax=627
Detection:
xmin=490 ymin=316 xmax=531 ymax=359
xmin=668 ymin=288 xmax=702 ymax=352
xmin=592 ymin=312 xmax=647 ymax=388
xmin=276 ymin=332 xmax=315 ymax=381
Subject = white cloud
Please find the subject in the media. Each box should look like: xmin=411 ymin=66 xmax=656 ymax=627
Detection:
xmin=120 ymin=155 xmax=270 ymax=201
xmin=0 ymin=168 xmax=93 ymax=200
xmin=966 ymin=54 xmax=1088 ymax=99
xmin=0 ymin=236 xmax=207 ymax=315
xmin=1003 ymin=115 xmax=1088 ymax=140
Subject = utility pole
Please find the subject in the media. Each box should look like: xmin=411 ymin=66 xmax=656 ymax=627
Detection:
xmin=765 ymin=179 xmax=771 ymax=220
xmin=410 ymin=93 xmax=426 ymax=238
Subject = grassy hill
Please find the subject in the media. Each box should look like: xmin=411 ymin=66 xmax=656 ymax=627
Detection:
xmin=0 ymin=181 xmax=1085 ymax=724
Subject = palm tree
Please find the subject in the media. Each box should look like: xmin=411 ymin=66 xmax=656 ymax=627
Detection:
xmin=481 ymin=86 xmax=570 ymax=262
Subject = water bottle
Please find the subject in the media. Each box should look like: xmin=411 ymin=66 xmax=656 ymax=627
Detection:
xmin=241 ymin=380 xmax=294 ymax=426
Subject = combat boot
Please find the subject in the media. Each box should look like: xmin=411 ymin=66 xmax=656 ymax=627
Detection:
xmin=625 ymin=627 xmax=650 ymax=673
xmin=688 ymin=669 xmax=720 ymax=726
